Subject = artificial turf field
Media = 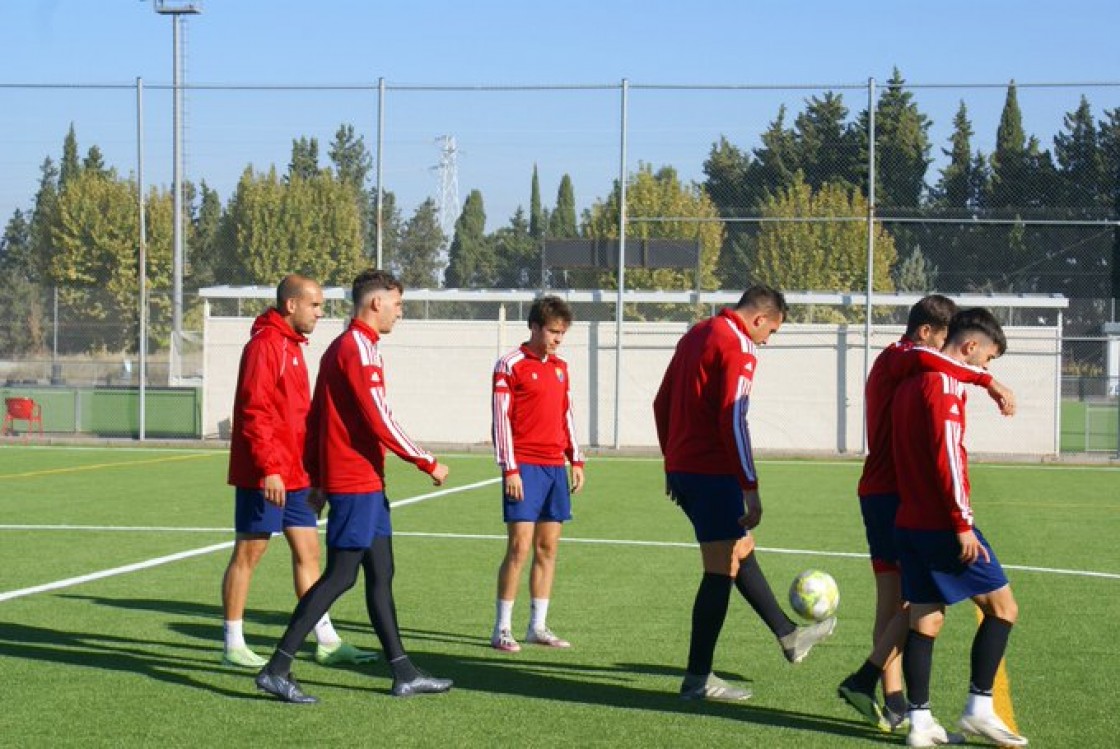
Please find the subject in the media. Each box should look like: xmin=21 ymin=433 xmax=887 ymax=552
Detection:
xmin=0 ymin=445 xmax=1117 ymax=747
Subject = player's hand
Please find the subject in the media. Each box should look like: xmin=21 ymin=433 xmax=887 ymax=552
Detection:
xmin=504 ymin=472 xmax=524 ymax=501
xmin=430 ymin=462 xmax=449 ymax=486
xmin=570 ymin=465 xmax=585 ymax=494
xmin=262 ymin=474 xmax=286 ymax=507
xmin=987 ymin=379 xmax=1016 ymax=417
xmin=739 ymin=489 xmax=762 ymax=530
xmin=308 ymin=487 xmax=326 ymax=517
xmin=957 ymin=529 xmax=990 ymax=565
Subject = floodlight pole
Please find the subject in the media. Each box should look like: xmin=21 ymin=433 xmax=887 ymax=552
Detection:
xmin=154 ymin=1 xmax=201 ymax=384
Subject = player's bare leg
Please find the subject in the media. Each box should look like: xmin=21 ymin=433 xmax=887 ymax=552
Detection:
xmin=526 ymin=521 xmax=569 ymax=647
xmin=493 ymin=521 xmax=534 ymax=651
xmin=221 ymin=534 xmax=271 ymax=666
xmin=958 ymin=586 xmax=1026 ymax=746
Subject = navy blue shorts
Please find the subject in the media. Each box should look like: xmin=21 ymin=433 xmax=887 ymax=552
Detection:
xmin=326 ymin=492 xmax=392 ymax=549
xmin=234 ymin=487 xmax=316 ymax=534
xmin=895 ymin=526 xmax=1009 ymax=605
xmin=503 ymin=464 xmax=572 ymax=523
xmin=859 ymin=493 xmax=901 ymax=573
xmin=668 ymin=472 xmax=747 ymax=544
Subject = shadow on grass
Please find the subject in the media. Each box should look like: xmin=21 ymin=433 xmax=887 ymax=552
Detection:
xmin=39 ymin=595 xmax=890 ymax=743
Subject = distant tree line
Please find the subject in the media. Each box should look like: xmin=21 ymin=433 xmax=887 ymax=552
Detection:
xmin=2 ymin=71 xmax=1118 ymax=356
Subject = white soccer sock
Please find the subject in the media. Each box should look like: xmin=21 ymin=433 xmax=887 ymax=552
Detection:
xmin=495 ymin=599 xmax=514 ymax=635
xmin=314 ymin=613 xmax=342 ymax=647
xmin=224 ymin=619 xmax=246 ymax=651
xmin=529 ymin=598 xmax=550 ymax=631
xmin=964 ymin=692 xmax=994 ymax=717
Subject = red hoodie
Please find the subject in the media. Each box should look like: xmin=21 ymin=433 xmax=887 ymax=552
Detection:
xmin=227 ymin=308 xmax=311 ymax=490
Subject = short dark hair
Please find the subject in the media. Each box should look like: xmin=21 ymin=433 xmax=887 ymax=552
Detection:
xmin=528 ymin=295 xmax=573 ymax=328
xmin=947 ymin=307 xmax=1007 ymax=356
xmin=905 ymin=294 xmax=957 ymax=337
xmin=736 ymin=284 xmax=788 ymax=319
xmin=276 ymin=274 xmax=315 ymax=308
xmin=352 ymin=269 xmax=404 ymax=309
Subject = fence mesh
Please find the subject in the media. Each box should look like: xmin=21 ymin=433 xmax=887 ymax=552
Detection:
xmin=1 ymin=78 xmax=1117 ymax=451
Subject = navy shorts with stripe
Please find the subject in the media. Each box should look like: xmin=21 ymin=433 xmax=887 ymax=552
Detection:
xmin=859 ymin=492 xmax=901 ymax=572
xmin=895 ymin=526 xmax=1008 ymax=605
xmin=234 ymin=487 xmax=316 ymax=534
xmin=326 ymin=492 xmax=392 ymax=549
xmin=667 ymin=472 xmax=747 ymax=544
xmin=503 ymin=463 xmax=571 ymax=523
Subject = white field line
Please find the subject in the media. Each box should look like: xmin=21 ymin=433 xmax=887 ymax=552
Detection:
xmin=0 ymin=478 xmax=500 ymax=603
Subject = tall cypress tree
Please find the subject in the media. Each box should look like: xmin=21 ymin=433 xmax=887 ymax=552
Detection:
xmin=988 ymin=81 xmax=1028 ymax=210
xmin=549 ymin=174 xmax=578 ymax=238
xmin=529 ymin=164 xmax=544 ymax=240
xmin=1054 ymin=96 xmax=1105 ymax=209
xmin=444 ymin=190 xmax=491 ymax=287
xmin=936 ymin=102 xmax=976 ymax=210
xmin=60 ymin=124 xmax=81 ymax=189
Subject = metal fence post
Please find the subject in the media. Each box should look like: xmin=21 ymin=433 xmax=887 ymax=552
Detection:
xmin=614 ymin=78 xmax=629 ymax=450
xmin=137 ymin=76 xmax=148 ymax=441
xmin=861 ymin=77 xmax=876 ymax=455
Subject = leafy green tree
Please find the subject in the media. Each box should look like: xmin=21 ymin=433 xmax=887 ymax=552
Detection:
xmin=372 ymin=189 xmax=403 ymax=269
xmin=793 ymin=92 xmax=863 ymax=192
xmin=1054 ymin=96 xmax=1106 ymax=209
xmin=395 ymin=198 xmax=445 ymax=289
xmin=49 ymin=170 xmax=174 ymax=351
xmin=988 ymin=82 xmax=1029 ymax=210
xmin=328 ymin=124 xmax=372 ymax=191
xmin=703 ymin=136 xmax=754 ymax=286
xmin=219 ymin=166 xmax=363 ymax=286
xmin=935 ymin=102 xmax=978 ymax=210
xmin=548 ymin=174 xmax=578 ymax=238
xmin=753 ymin=173 xmax=896 ymax=317
xmin=0 ymin=210 xmax=47 ymax=355
xmin=188 ymin=180 xmax=225 ymax=288
xmin=287 ymin=137 xmax=320 ymax=182
xmin=859 ymin=69 xmax=931 ymax=208
xmin=492 ymin=207 xmax=538 ymax=288
xmin=584 ymin=163 xmax=723 ymax=295
xmin=82 ymin=145 xmax=110 ymax=178
xmin=444 ymin=190 xmax=492 ymax=288
xmin=892 ymin=246 xmax=938 ymax=292
xmin=28 ymin=157 xmax=60 ymax=286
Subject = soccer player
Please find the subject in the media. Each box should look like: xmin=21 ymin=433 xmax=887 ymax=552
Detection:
xmin=652 ymin=285 xmax=836 ymax=702
xmin=254 ymin=269 xmax=453 ymax=704
xmin=221 ymin=274 xmax=375 ymax=668
xmin=838 ymin=295 xmax=1015 ymax=731
xmin=892 ymin=308 xmax=1027 ymax=747
xmin=490 ymin=295 xmax=585 ymax=652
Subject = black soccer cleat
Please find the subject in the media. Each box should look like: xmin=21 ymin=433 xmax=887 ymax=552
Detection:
xmin=390 ymin=671 xmax=453 ymax=698
xmin=255 ymin=670 xmax=319 ymax=704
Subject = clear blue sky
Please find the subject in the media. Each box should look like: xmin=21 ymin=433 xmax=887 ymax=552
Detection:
xmin=2 ymin=0 xmax=1118 ymax=234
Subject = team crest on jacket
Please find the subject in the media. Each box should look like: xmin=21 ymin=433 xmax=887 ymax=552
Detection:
xmin=555 ymin=367 xmax=564 ymax=382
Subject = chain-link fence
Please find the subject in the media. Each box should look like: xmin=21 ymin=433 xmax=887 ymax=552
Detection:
xmin=1 ymin=78 xmax=1117 ymax=451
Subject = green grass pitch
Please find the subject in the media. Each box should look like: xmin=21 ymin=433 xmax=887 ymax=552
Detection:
xmin=1 ymin=445 xmax=1118 ymax=747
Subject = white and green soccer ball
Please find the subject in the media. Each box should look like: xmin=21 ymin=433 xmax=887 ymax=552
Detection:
xmin=788 ymin=569 xmax=839 ymax=621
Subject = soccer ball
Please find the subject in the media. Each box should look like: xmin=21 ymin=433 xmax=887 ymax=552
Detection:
xmin=788 ymin=569 xmax=839 ymax=621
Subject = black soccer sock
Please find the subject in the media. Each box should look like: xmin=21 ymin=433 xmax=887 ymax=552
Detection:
xmin=902 ymin=629 xmax=936 ymax=710
xmin=265 ymin=547 xmax=363 ymax=676
xmin=362 ymin=535 xmax=407 ymax=664
xmin=847 ymin=658 xmax=882 ymax=694
xmin=734 ymin=552 xmax=796 ymax=639
xmin=884 ymin=690 xmax=908 ymax=716
xmin=970 ymin=615 xmax=1013 ymax=695
xmin=388 ymin=655 xmax=421 ymax=683
xmin=686 ymin=572 xmax=733 ymax=676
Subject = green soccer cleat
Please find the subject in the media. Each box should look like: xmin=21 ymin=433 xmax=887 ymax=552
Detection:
xmin=837 ymin=676 xmax=890 ymax=732
xmin=222 ymin=645 xmax=268 ymax=668
xmin=314 ymin=641 xmax=379 ymax=666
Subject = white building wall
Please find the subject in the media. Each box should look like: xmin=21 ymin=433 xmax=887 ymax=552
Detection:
xmin=204 ymin=316 xmax=1060 ymax=456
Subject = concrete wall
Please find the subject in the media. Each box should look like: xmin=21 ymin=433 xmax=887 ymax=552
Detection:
xmin=204 ymin=316 xmax=1060 ymax=455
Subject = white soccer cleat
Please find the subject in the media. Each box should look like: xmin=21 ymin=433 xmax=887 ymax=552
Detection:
xmin=525 ymin=627 xmax=571 ymax=648
xmin=780 ymin=616 xmax=837 ymax=663
xmin=679 ymin=672 xmax=752 ymax=702
xmin=906 ymin=718 xmax=965 ymax=747
xmin=958 ymin=712 xmax=1028 ymax=746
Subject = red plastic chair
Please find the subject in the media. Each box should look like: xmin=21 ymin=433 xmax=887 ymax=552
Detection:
xmin=3 ymin=397 xmax=43 ymax=435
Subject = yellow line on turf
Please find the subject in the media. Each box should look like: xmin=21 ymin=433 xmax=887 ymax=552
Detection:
xmin=0 ymin=452 xmax=218 ymax=479
xmin=975 ymin=605 xmax=1020 ymax=738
